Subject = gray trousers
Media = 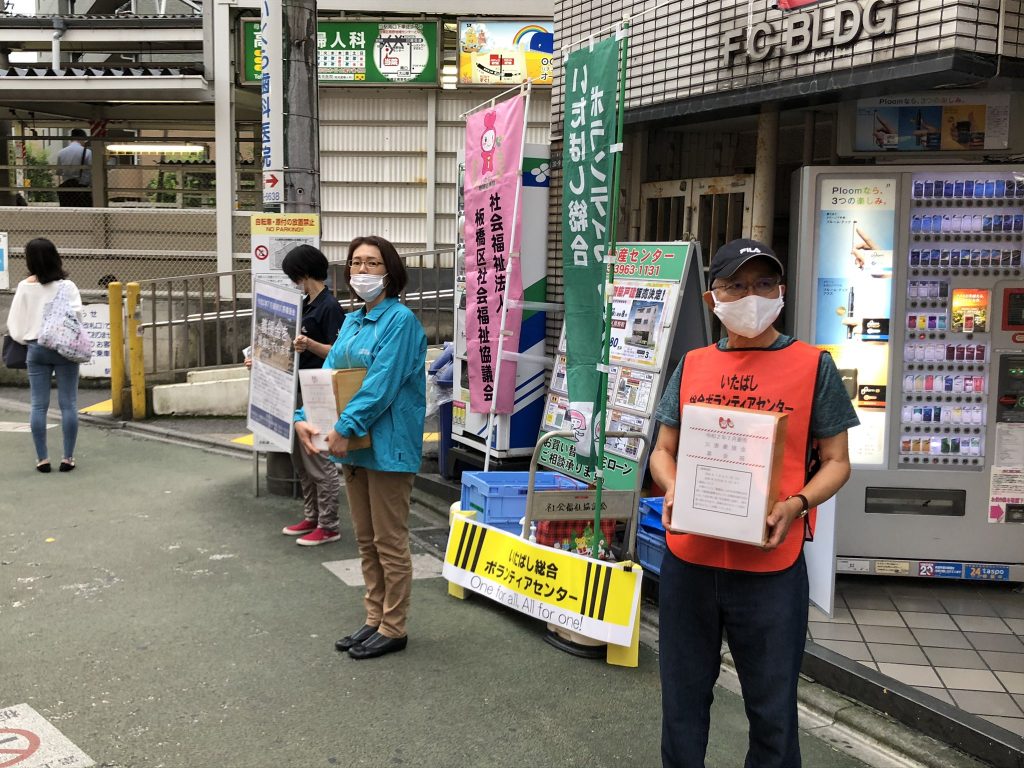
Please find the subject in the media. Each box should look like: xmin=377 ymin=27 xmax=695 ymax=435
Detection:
xmin=290 ymin=440 xmax=341 ymax=531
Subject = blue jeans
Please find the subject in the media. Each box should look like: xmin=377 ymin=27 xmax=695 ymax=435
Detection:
xmin=26 ymin=341 xmax=80 ymax=462
xmin=659 ymin=550 xmax=808 ymax=768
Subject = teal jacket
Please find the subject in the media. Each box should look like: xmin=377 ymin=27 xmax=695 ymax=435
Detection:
xmin=296 ymin=298 xmax=426 ymax=474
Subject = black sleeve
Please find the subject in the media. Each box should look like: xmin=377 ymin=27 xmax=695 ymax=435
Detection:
xmin=319 ymin=297 xmax=345 ymax=347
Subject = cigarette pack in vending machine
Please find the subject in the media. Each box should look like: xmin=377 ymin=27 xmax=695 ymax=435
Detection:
xmin=792 ymin=165 xmax=1024 ymax=581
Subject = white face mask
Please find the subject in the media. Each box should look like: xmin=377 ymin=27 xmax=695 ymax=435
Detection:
xmin=350 ymin=274 xmax=385 ymax=302
xmin=713 ymin=293 xmax=784 ymax=338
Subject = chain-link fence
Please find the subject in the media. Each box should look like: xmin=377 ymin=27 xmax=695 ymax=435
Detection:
xmin=0 ymin=206 xmax=252 ymax=294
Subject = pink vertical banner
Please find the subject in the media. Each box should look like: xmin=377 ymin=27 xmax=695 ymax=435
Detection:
xmin=463 ymin=93 xmax=526 ymax=414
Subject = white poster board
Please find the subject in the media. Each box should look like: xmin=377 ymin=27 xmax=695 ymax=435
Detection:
xmin=247 ymin=280 xmax=302 ymax=452
xmin=804 ymin=496 xmax=838 ymax=616
xmin=250 ymin=213 xmax=320 ymax=288
xmin=80 ymin=303 xmax=111 ymax=378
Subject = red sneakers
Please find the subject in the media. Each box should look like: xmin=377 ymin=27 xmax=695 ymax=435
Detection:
xmin=282 ymin=519 xmax=317 ymax=536
xmin=296 ymin=527 xmax=341 ymax=546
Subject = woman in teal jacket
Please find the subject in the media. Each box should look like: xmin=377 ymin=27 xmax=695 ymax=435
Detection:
xmin=295 ymin=235 xmax=427 ymax=660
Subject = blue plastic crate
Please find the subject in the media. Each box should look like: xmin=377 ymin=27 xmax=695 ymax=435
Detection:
xmin=639 ymin=497 xmax=666 ymax=533
xmin=460 ymin=471 xmax=589 ymax=528
xmin=636 ymin=528 xmax=666 ymax=576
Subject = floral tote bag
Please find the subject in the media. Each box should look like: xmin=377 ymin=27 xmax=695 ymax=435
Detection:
xmin=37 ymin=281 xmax=94 ymax=363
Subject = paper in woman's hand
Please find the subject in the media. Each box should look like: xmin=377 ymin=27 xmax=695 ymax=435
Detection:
xmin=298 ymin=369 xmax=339 ymax=452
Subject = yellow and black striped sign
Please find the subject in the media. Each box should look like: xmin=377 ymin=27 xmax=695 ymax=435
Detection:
xmin=451 ymin=516 xmax=489 ymax=572
xmin=443 ymin=516 xmax=642 ymax=646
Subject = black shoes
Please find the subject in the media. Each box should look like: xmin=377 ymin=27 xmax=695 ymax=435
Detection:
xmin=335 ymin=623 xmax=378 ymax=652
xmin=347 ymin=632 xmax=407 ymax=660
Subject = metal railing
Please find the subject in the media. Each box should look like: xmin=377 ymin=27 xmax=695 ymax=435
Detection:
xmin=112 ymin=247 xmax=457 ymax=416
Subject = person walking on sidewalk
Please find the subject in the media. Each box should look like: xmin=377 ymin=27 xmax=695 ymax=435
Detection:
xmin=278 ymin=245 xmax=346 ymax=546
xmin=649 ymin=239 xmax=858 ymax=768
xmin=294 ymin=235 xmax=426 ymax=661
xmin=6 ymin=238 xmax=84 ymax=472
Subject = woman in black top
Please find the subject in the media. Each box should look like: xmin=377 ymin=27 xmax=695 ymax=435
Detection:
xmin=279 ymin=245 xmax=346 ymax=545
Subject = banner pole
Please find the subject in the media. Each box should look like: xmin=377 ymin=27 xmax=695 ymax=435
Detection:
xmin=591 ymin=27 xmax=630 ymax=558
xmin=483 ymin=87 xmax=531 ymax=472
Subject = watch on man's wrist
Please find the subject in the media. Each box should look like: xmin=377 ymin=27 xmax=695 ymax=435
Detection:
xmin=787 ymin=493 xmax=809 ymax=518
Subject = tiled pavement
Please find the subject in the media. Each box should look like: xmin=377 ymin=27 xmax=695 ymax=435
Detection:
xmin=812 ymin=575 xmax=1024 ymax=737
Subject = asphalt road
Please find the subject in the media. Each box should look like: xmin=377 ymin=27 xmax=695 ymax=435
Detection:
xmin=0 ymin=407 xmax=876 ymax=768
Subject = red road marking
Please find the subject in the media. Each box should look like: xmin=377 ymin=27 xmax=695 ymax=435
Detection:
xmin=0 ymin=728 xmax=41 ymax=768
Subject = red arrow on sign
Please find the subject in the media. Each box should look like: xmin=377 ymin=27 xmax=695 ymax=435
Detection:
xmin=264 ymin=174 xmax=279 ymax=188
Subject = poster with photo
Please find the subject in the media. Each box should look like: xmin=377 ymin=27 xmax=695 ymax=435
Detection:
xmin=247 ymin=280 xmax=302 ymax=451
xmin=550 ymin=354 xmax=568 ymax=394
xmin=611 ymin=366 xmax=656 ymax=414
xmin=543 ymin=392 xmax=570 ymax=431
xmin=458 ymin=19 xmax=553 ymax=86
xmin=814 ymin=177 xmax=897 ymax=465
xmin=951 ymin=288 xmax=991 ymax=333
xmin=853 ymin=94 xmax=1010 ymax=152
xmin=609 ymin=280 xmax=675 ymax=369
xmin=606 ymin=409 xmax=647 ymax=460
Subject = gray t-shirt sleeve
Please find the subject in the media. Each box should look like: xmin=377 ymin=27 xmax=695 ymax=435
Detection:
xmin=811 ymin=351 xmax=860 ymax=438
xmin=654 ymin=356 xmax=685 ymax=428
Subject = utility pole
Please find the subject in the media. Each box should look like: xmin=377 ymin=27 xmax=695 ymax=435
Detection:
xmin=281 ymin=0 xmax=319 ymax=215
xmin=260 ymin=0 xmax=320 ymax=494
xmin=261 ymin=0 xmax=320 ymax=215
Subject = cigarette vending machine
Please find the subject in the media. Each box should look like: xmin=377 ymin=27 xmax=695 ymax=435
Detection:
xmin=793 ymin=165 xmax=1024 ymax=581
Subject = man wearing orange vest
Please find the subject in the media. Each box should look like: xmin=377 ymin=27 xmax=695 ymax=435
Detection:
xmin=650 ymin=238 xmax=858 ymax=768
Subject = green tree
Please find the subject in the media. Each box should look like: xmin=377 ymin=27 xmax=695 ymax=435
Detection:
xmin=22 ymin=144 xmax=57 ymax=203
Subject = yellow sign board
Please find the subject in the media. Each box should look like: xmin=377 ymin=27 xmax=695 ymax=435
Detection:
xmin=443 ymin=516 xmax=642 ymax=646
xmin=250 ymin=213 xmax=320 ymax=237
xmin=250 ymin=213 xmax=321 ymax=288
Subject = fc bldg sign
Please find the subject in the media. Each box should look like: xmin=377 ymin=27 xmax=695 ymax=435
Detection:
xmin=722 ymin=0 xmax=898 ymax=66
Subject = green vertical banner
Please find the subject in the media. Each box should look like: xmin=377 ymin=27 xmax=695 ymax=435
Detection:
xmin=561 ymin=37 xmax=621 ymax=465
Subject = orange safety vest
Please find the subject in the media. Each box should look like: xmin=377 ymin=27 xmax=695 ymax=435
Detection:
xmin=667 ymin=340 xmax=822 ymax=573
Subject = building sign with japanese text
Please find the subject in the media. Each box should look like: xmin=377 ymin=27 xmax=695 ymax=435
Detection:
xmin=463 ymin=94 xmax=526 ymax=413
xmin=443 ymin=516 xmax=642 ymax=646
xmin=259 ymin=0 xmax=283 ymax=204
xmin=242 ymin=19 xmax=438 ymax=85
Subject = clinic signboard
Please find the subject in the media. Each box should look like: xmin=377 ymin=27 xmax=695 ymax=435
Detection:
xmin=241 ymin=18 xmax=438 ymax=86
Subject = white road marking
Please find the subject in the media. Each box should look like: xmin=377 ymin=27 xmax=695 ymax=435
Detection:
xmin=0 ymin=422 xmax=55 ymax=433
xmin=0 ymin=703 xmax=94 ymax=768
xmin=322 ymin=554 xmax=443 ymax=587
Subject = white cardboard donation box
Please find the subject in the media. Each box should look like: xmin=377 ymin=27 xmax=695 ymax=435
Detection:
xmin=670 ymin=403 xmax=788 ymax=546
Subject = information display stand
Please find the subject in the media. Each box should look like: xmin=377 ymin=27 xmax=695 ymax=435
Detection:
xmin=536 ymin=241 xmax=710 ymax=490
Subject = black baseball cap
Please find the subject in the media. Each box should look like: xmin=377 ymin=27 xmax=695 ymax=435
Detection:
xmin=708 ymin=238 xmax=784 ymax=285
